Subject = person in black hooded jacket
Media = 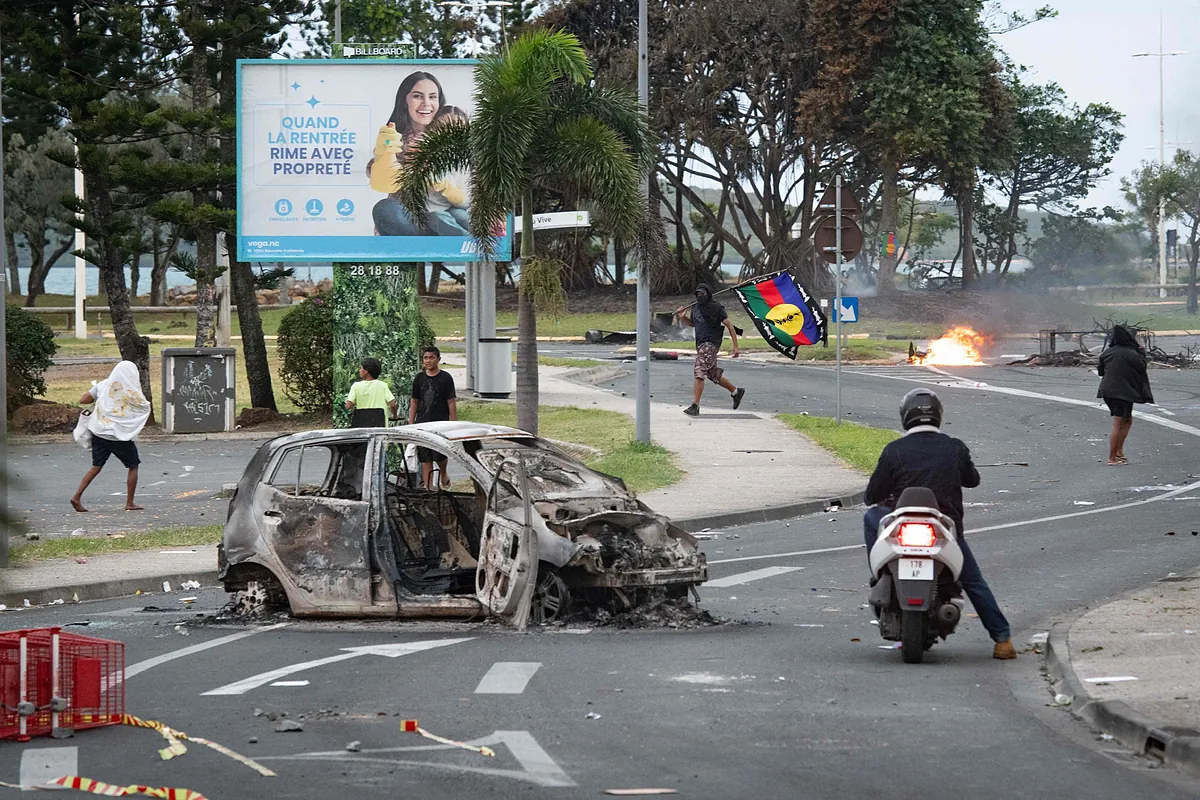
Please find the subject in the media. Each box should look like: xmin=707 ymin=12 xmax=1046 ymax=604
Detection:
xmin=1097 ymin=325 xmax=1154 ymax=465
xmin=675 ymin=284 xmax=745 ymax=416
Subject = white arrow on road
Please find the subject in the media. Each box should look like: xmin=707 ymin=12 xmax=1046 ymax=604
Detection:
xmin=202 ymin=638 xmax=473 ymax=696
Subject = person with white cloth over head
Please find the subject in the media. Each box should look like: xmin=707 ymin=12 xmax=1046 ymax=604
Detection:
xmin=71 ymin=361 xmax=152 ymax=512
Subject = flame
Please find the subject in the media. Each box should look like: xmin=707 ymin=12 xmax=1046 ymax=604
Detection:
xmin=910 ymin=326 xmax=991 ymax=366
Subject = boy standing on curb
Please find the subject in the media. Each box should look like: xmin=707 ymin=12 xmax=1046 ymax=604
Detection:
xmin=676 ymin=283 xmax=746 ymax=417
xmin=409 ymin=346 xmax=458 ymax=487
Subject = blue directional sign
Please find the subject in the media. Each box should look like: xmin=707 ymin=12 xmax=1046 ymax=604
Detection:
xmin=831 ymin=296 xmax=859 ymax=323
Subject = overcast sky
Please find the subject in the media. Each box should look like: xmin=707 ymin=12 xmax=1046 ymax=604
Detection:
xmin=995 ymin=0 xmax=1200 ymax=211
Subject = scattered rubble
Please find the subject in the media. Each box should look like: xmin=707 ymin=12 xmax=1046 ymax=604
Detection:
xmin=274 ymin=720 xmax=304 ymax=733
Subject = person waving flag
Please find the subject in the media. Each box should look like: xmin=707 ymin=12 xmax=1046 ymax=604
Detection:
xmin=733 ymin=270 xmax=827 ymax=359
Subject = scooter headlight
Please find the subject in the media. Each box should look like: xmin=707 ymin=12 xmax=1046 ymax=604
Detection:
xmin=897 ymin=522 xmax=936 ymax=548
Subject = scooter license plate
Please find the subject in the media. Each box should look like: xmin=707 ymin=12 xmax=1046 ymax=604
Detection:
xmin=899 ymin=557 xmax=934 ymax=581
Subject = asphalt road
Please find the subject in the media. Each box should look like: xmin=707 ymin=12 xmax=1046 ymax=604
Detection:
xmin=3 ymin=359 xmax=1200 ymax=797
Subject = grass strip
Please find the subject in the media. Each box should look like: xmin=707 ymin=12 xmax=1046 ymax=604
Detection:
xmin=10 ymin=525 xmax=223 ymax=565
xmin=456 ymin=402 xmax=681 ymax=493
xmin=778 ymin=414 xmax=900 ymax=473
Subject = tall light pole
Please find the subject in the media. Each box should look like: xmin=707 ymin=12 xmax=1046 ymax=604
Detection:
xmin=0 ymin=21 xmax=8 ymax=566
xmin=1133 ymin=13 xmax=1187 ymax=299
xmin=634 ymin=0 xmax=649 ymax=443
xmin=335 ymin=0 xmax=342 ymax=48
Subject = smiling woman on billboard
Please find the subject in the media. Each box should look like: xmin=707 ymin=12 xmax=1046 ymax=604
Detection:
xmin=366 ymin=73 xmax=473 ymax=237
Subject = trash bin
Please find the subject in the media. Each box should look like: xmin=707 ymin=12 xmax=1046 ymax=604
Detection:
xmin=161 ymin=347 xmax=237 ymax=433
xmin=476 ymin=337 xmax=513 ymax=398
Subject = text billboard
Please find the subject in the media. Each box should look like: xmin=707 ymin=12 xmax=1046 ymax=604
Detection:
xmin=236 ymin=59 xmax=511 ymax=263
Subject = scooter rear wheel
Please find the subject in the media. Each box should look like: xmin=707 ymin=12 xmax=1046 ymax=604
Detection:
xmin=901 ymin=609 xmax=928 ymax=664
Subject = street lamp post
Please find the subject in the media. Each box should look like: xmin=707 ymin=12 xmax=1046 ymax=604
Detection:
xmin=1133 ymin=14 xmax=1188 ymax=299
xmin=634 ymin=0 xmax=649 ymax=443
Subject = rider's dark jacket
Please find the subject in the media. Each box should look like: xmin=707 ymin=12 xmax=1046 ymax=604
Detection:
xmin=864 ymin=426 xmax=980 ymax=535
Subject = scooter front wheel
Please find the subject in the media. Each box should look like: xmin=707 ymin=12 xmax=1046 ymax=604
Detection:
xmin=900 ymin=609 xmax=928 ymax=664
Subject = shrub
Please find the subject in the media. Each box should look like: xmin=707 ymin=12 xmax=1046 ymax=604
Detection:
xmin=6 ymin=305 xmax=58 ymax=413
xmin=277 ymin=297 xmax=333 ymax=413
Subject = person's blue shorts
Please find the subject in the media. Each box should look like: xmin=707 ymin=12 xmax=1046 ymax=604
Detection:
xmin=92 ymin=436 xmax=140 ymax=469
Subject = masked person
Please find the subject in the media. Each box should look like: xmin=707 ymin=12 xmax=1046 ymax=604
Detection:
xmin=863 ymin=389 xmax=1016 ymax=660
xmin=71 ymin=361 xmax=152 ymax=512
xmin=1097 ymin=324 xmax=1153 ymax=466
xmin=675 ymin=284 xmax=745 ymax=417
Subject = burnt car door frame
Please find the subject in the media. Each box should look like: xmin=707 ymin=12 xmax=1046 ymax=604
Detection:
xmin=256 ymin=434 xmax=376 ymax=614
xmin=476 ymin=454 xmax=538 ymax=628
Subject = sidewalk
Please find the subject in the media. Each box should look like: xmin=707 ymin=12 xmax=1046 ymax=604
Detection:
xmin=532 ymin=366 xmax=865 ymax=526
xmin=1045 ymin=567 xmax=1200 ymax=777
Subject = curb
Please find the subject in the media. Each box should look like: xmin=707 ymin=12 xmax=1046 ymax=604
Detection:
xmin=1044 ymin=622 xmax=1200 ymax=777
xmin=8 ymin=429 xmax=288 ymax=447
xmin=562 ymin=364 xmax=632 ymax=385
xmin=672 ymin=490 xmax=866 ymax=532
xmin=0 ymin=570 xmax=221 ymax=611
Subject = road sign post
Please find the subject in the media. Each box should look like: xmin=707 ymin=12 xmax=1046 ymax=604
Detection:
xmin=815 ymin=179 xmax=863 ymax=426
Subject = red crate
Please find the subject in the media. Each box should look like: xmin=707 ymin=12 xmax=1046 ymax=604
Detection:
xmin=0 ymin=628 xmax=124 ymax=741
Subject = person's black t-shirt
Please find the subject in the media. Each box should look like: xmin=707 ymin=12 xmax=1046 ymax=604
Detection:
xmin=692 ymin=302 xmax=728 ymax=346
xmin=411 ymin=370 xmax=456 ymax=423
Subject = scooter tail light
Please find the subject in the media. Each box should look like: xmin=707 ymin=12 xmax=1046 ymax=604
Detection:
xmin=897 ymin=522 xmax=936 ymax=548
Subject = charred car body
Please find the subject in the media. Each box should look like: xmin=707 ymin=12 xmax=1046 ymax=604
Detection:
xmin=218 ymin=422 xmax=707 ymax=625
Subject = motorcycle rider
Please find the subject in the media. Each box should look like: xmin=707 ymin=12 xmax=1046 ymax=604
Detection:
xmin=864 ymin=388 xmax=1017 ymax=660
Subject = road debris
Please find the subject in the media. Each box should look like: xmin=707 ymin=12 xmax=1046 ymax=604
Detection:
xmin=586 ymin=712 xmax=603 ymax=720
xmin=345 ymin=741 xmax=361 ymax=752
xmin=123 ymin=715 xmax=275 ymax=776
xmin=603 ymin=791 xmax=679 ymax=796
xmin=74 ymin=557 xmax=89 ymax=565
xmin=1073 ymin=501 xmax=1095 ymax=506
xmin=401 ymin=720 xmax=495 ymax=756
xmin=1051 ymin=693 xmax=1073 ymax=707
xmin=180 ymin=581 xmax=202 ymax=591
xmin=162 ymin=582 xmax=172 ymax=593
xmin=274 ymin=720 xmax=304 ymax=733
xmin=1083 ymin=676 xmax=1138 ymax=684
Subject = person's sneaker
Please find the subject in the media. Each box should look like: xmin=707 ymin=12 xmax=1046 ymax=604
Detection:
xmin=732 ymin=388 xmax=746 ymax=410
xmin=992 ymin=640 xmax=1017 ymax=660
xmin=683 ymin=404 xmax=700 ymax=417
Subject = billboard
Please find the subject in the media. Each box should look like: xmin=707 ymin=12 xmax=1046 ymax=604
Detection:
xmin=236 ymin=59 xmax=511 ymax=263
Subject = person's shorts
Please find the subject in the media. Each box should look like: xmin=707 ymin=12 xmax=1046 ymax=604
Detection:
xmin=694 ymin=342 xmax=724 ymax=382
xmin=416 ymin=447 xmax=447 ymax=464
xmin=92 ymin=436 xmax=140 ymax=469
xmin=1105 ymin=398 xmax=1134 ymax=418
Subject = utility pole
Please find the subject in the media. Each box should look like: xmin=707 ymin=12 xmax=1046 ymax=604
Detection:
xmin=634 ymin=0 xmax=650 ymax=442
xmin=834 ymin=174 xmax=843 ymax=425
xmin=1133 ymin=14 xmax=1188 ymax=299
xmin=0 ymin=21 xmax=8 ymax=566
xmin=335 ymin=0 xmax=342 ymax=48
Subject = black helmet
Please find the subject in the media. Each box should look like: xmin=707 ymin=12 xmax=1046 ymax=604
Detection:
xmin=900 ymin=388 xmax=943 ymax=430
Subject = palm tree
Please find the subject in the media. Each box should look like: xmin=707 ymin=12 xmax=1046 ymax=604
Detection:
xmin=399 ymin=30 xmax=653 ymax=435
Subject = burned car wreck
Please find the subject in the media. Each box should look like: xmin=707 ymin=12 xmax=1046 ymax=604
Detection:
xmin=218 ymin=422 xmax=707 ymax=626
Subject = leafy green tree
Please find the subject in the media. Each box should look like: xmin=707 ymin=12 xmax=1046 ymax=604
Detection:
xmin=3 ymin=129 xmax=75 ymax=304
xmin=1161 ymin=151 xmax=1200 ymax=314
xmin=4 ymin=0 xmax=178 ymax=406
xmin=397 ymin=30 xmax=650 ymax=434
xmin=1028 ymin=209 xmax=1134 ymax=286
xmin=5 ymin=304 xmax=58 ymax=411
xmin=979 ymin=74 xmax=1123 ymax=276
xmin=1121 ymin=161 xmax=1172 ymax=279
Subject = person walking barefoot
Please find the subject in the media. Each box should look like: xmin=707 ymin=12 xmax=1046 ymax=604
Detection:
xmin=71 ymin=361 xmax=151 ymax=512
xmin=676 ymin=284 xmax=745 ymax=417
xmin=1097 ymin=325 xmax=1153 ymax=466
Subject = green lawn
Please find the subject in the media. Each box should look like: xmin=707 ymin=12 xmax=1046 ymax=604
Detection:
xmin=456 ymin=401 xmax=682 ymax=493
xmin=11 ymin=293 xmax=293 ymax=336
xmin=1084 ymin=302 xmax=1200 ymax=332
xmin=779 ymin=414 xmax=899 ymax=473
xmin=537 ymin=356 xmax=607 ymax=369
xmin=9 ymin=525 xmax=222 ymax=565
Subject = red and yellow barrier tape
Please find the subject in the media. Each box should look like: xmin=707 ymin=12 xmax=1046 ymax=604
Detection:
xmin=47 ymin=776 xmax=208 ymax=799
xmin=123 ymin=715 xmax=276 ymax=777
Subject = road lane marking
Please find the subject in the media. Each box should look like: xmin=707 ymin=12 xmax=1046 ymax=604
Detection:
xmin=270 ymin=680 xmax=310 ymax=687
xmin=708 ymin=545 xmax=863 ymax=565
xmin=971 ymin=478 xmax=1200 ymax=533
xmin=475 ymin=662 xmax=541 ymax=694
xmin=20 ymin=747 xmax=78 ymax=789
xmin=202 ymin=639 xmax=473 ymax=696
xmin=705 ymin=566 xmax=804 ymax=587
xmin=115 ymin=623 xmax=291 ymax=687
xmin=261 ymin=730 xmax=576 ymax=788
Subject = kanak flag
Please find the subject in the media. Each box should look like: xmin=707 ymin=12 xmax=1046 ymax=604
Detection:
xmin=733 ymin=271 xmax=827 ymax=359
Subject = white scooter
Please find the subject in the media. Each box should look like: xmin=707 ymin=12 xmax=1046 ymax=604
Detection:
xmin=868 ymin=486 xmax=966 ymax=664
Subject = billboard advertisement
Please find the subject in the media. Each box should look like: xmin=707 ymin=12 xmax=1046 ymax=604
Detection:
xmin=236 ymin=59 xmax=511 ymax=263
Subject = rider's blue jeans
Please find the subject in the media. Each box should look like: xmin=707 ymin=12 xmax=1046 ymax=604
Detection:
xmin=863 ymin=505 xmax=1011 ymax=643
